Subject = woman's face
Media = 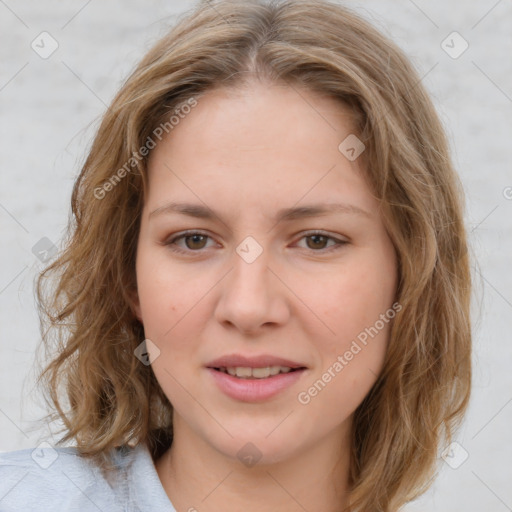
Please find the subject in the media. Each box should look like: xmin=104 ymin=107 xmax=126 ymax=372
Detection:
xmin=133 ymin=82 xmax=398 ymax=465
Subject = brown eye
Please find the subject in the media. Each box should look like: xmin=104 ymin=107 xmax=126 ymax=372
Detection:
xmin=165 ymin=231 xmax=214 ymax=254
xmin=297 ymin=231 xmax=347 ymax=253
xmin=183 ymin=234 xmax=208 ymax=250
xmin=305 ymin=234 xmax=330 ymax=250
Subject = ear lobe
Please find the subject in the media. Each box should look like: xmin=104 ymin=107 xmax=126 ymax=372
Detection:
xmin=127 ymin=288 xmax=143 ymax=322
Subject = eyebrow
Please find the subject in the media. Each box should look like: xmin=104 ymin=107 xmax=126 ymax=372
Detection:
xmin=149 ymin=201 xmax=372 ymax=223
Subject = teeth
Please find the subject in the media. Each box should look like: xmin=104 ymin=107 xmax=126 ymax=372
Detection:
xmin=269 ymin=365 xmax=281 ymax=376
xmin=219 ymin=366 xmax=296 ymax=379
xmin=236 ymin=367 xmax=252 ymax=378
xmin=252 ymin=367 xmax=270 ymax=378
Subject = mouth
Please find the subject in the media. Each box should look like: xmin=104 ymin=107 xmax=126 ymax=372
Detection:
xmin=206 ymin=354 xmax=309 ymax=402
xmin=205 ymin=354 xmax=308 ymax=402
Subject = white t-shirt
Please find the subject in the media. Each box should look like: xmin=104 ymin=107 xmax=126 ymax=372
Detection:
xmin=0 ymin=443 xmax=177 ymax=511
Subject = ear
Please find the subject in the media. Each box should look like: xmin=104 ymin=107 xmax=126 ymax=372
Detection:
xmin=127 ymin=287 xmax=143 ymax=322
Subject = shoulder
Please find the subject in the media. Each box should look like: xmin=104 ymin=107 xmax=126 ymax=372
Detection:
xmin=0 ymin=444 xmax=137 ymax=512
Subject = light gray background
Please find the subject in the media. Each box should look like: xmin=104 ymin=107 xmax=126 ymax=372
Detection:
xmin=1 ymin=1 xmax=511 ymax=510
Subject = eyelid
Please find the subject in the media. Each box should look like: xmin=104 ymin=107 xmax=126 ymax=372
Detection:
xmin=300 ymin=229 xmax=349 ymax=243
xmin=163 ymin=229 xmax=348 ymax=255
xmin=162 ymin=230 xmax=216 ymax=251
xmin=295 ymin=230 xmax=349 ymax=253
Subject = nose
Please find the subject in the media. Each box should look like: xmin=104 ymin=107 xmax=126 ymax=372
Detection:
xmin=214 ymin=244 xmax=290 ymax=335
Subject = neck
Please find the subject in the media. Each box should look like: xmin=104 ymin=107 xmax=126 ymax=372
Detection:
xmin=155 ymin=419 xmax=352 ymax=512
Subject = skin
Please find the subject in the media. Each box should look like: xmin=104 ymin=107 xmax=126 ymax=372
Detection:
xmin=131 ymin=80 xmax=398 ymax=512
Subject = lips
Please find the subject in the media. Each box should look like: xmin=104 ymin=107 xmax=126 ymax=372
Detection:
xmin=206 ymin=353 xmax=308 ymax=402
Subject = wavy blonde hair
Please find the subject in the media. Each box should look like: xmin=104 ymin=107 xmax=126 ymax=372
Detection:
xmin=36 ymin=0 xmax=472 ymax=510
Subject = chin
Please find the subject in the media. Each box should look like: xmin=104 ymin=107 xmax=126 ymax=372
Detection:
xmin=198 ymin=422 xmax=307 ymax=467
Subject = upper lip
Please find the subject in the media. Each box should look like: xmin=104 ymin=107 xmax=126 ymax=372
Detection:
xmin=206 ymin=354 xmax=307 ymax=369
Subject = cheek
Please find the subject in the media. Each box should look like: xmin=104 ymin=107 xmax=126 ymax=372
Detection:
xmin=135 ymin=246 xmax=191 ymax=336
xmin=135 ymin=246 xmax=214 ymax=373
xmin=311 ymin=260 xmax=396 ymax=342
xmin=301 ymin=251 xmax=397 ymax=405
xmin=296 ymin=264 xmax=395 ymax=421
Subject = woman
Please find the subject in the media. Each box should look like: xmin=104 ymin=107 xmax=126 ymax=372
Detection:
xmin=0 ymin=0 xmax=472 ymax=510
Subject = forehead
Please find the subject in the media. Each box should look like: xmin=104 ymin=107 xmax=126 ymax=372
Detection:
xmin=159 ymin=82 xmax=357 ymax=159
xmin=145 ymin=82 xmax=376 ymax=218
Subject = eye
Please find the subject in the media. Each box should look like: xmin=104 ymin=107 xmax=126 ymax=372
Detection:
xmin=294 ymin=230 xmax=348 ymax=253
xmin=163 ymin=230 xmax=348 ymax=255
xmin=164 ymin=231 xmax=215 ymax=254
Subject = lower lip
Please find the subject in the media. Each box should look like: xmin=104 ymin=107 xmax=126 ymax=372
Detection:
xmin=207 ymin=368 xmax=306 ymax=402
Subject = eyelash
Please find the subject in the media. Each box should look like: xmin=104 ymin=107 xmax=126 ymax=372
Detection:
xmin=163 ymin=230 xmax=348 ymax=256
